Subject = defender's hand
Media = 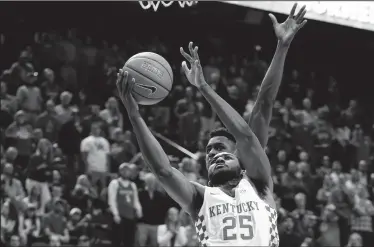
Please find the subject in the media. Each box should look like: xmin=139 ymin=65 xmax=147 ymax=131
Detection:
xmin=116 ymin=69 xmax=139 ymax=116
xmin=180 ymin=42 xmax=206 ymax=88
xmin=269 ymin=3 xmax=307 ymax=46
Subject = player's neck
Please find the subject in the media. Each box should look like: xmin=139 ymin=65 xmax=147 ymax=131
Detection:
xmin=219 ymin=178 xmax=241 ymax=195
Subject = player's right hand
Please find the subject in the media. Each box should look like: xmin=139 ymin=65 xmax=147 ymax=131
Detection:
xmin=180 ymin=42 xmax=206 ymax=88
xmin=116 ymin=69 xmax=139 ymax=116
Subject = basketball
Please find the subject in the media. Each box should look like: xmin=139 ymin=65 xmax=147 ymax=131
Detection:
xmin=123 ymin=52 xmax=173 ymax=105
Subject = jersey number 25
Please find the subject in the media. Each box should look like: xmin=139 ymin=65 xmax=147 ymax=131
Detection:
xmin=222 ymin=215 xmax=254 ymax=240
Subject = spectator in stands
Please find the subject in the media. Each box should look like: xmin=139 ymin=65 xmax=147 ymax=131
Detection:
xmin=5 ymin=110 xmax=33 ymax=168
xmin=136 ymin=173 xmax=175 ymax=247
xmin=70 ymin=175 xmax=97 ymax=214
xmin=19 ymin=203 xmax=41 ymax=247
xmin=82 ymin=105 xmax=109 ymax=138
xmin=40 ymin=68 xmax=60 ymax=101
xmin=67 ymin=207 xmax=91 ymax=245
xmin=1 ymin=163 xmax=25 ymax=210
xmin=100 ymin=97 xmax=123 ymax=142
xmin=290 ymin=193 xmax=316 ymax=240
xmin=58 ymin=108 xmax=84 ymax=178
xmin=1 ymin=147 xmax=18 ymax=174
xmin=45 ymin=185 xmax=69 ymax=215
xmin=346 ymin=232 xmax=363 ymax=247
xmin=316 ymin=175 xmax=334 ymax=210
xmin=108 ymin=163 xmax=142 ymax=247
xmin=110 ymin=128 xmax=136 ymax=172
xmin=278 ymin=216 xmax=302 ymax=247
xmin=1 ymin=200 xmax=18 ymax=245
xmin=35 ymin=100 xmax=60 ymax=142
xmin=1 ymin=80 xmax=17 ymax=116
xmin=22 ymin=185 xmax=42 ymax=214
xmin=157 ymin=207 xmax=187 ymax=247
xmin=317 ymin=203 xmax=340 ymax=247
xmin=43 ymin=200 xmax=70 ymax=245
xmin=330 ymin=175 xmax=353 ymax=246
xmin=31 ymin=128 xmax=43 ymax=152
xmin=281 ymin=161 xmax=306 ymax=210
xmin=351 ymin=185 xmax=374 ymax=247
xmin=81 ymin=123 xmax=110 ymax=193
xmin=174 ymin=86 xmax=201 ymax=152
xmin=25 ymin=138 xmax=53 ymax=213
xmin=55 ymin=91 xmax=74 ymax=125
xmin=15 ymin=63 xmax=42 ymax=125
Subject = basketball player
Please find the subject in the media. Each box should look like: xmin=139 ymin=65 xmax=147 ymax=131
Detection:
xmin=117 ymin=4 xmax=307 ymax=246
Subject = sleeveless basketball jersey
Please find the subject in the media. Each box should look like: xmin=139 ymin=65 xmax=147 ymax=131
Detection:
xmin=116 ymin=180 xmax=136 ymax=220
xmin=194 ymin=179 xmax=279 ymax=247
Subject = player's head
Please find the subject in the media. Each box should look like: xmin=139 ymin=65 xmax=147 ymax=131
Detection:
xmin=207 ymin=152 xmax=242 ymax=187
xmin=205 ymin=128 xmax=236 ymax=167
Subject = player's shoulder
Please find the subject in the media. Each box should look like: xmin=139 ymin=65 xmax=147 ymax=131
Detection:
xmin=242 ymin=175 xmax=276 ymax=208
xmin=189 ymin=180 xmax=205 ymax=196
xmin=187 ymin=181 xmax=206 ymax=218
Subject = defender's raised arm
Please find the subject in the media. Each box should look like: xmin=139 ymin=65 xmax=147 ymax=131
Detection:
xmin=249 ymin=3 xmax=307 ymax=147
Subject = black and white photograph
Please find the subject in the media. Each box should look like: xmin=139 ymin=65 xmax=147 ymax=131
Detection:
xmin=1 ymin=1 xmax=373 ymax=247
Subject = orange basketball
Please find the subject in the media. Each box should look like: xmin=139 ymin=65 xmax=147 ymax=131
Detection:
xmin=123 ymin=52 xmax=173 ymax=105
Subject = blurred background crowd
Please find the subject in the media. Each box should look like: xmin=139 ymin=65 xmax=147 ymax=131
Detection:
xmin=1 ymin=2 xmax=374 ymax=247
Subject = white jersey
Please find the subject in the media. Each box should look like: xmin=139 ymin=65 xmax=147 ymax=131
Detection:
xmin=194 ymin=179 xmax=279 ymax=247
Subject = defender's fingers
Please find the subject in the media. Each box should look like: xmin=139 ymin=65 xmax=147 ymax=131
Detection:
xmin=297 ymin=20 xmax=307 ymax=30
xmin=297 ymin=9 xmax=307 ymax=23
xmin=180 ymin=47 xmax=194 ymax=63
xmin=289 ymin=3 xmax=297 ymax=18
xmin=188 ymin=41 xmax=194 ymax=56
xmin=193 ymin=46 xmax=200 ymax=61
xmin=181 ymin=61 xmax=190 ymax=75
xmin=295 ymin=5 xmax=306 ymax=20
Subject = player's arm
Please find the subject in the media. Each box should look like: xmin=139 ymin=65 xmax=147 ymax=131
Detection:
xmin=116 ymin=70 xmax=204 ymax=216
xmin=249 ymin=3 xmax=307 ymax=147
xmin=181 ymin=44 xmax=272 ymax=189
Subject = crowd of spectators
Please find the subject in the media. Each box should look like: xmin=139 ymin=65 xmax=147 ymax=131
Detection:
xmin=1 ymin=23 xmax=373 ymax=247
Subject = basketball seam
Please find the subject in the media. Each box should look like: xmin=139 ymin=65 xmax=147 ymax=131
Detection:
xmin=127 ymin=56 xmax=173 ymax=89
xmin=132 ymin=90 xmax=164 ymax=100
xmin=125 ymin=65 xmax=170 ymax=95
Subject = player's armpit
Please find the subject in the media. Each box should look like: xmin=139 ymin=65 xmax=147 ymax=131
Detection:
xmin=157 ymin=168 xmax=204 ymax=216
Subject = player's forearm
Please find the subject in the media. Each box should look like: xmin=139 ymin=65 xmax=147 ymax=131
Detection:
xmin=129 ymin=112 xmax=172 ymax=176
xmin=198 ymin=82 xmax=253 ymax=140
xmin=249 ymin=43 xmax=289 ymax=147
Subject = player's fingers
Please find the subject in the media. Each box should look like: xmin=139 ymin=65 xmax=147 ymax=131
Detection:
xmin=193 ymin=46 xmax=199 ymax=61
xmin=188 ymin=41 xmax=194 ymax=56
xmin=128 ymin=78 xmax=136 ymax=96
xmin=180 ymin=47 xmax=194 ymax=63
xmin=297 ymin=20 xmax=307 ymax=30
xmin=289 ymin=3 xmax=297 ymax=18
xmin=122 ymin=71 xmax=130 ymax=95
xmin=268 ymin=14 xmax=278 ymax=27
xmin=297 ymin=9 xmax=307 ymax=23
xmin=181 ymin=61 xmax=190 ymax=75
xmin=295 ymin=5 xmax=306 ymax=21
xmin=194 ymin=60 xmax=199 ymax=82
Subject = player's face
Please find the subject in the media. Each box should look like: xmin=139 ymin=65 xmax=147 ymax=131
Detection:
xmin=207 ymin=152 xmax=242 ymax=186
xmin=205 ymin=136 xmax=236 ymax=168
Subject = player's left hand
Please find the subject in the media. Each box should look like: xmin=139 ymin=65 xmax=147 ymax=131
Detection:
xmin=269 ymin=3 xmax=307 ymax=46
xmin=116 ymin=69 xmax=139 ymax=116
xmin=180 ymin=42 xmax=207 ymax=88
